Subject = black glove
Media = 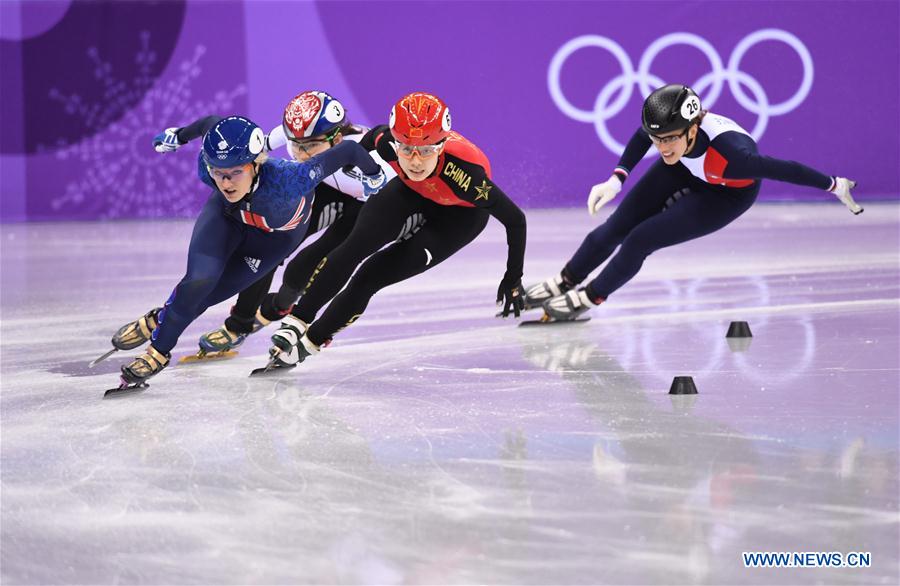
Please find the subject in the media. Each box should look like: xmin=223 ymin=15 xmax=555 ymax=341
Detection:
xmin=496 ymin=275 xmax=524 ymax=318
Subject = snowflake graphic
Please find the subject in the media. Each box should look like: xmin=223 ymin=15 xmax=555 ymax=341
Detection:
xmin=48 ymin=31 xmax=247 ymax=218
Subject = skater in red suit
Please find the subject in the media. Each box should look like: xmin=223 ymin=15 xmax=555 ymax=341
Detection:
xmin=266 ymin=92 xmax=528 ymax=368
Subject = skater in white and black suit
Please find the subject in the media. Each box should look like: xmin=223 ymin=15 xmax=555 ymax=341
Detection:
xmin=524 ymin=84 xmax=864 ymax=321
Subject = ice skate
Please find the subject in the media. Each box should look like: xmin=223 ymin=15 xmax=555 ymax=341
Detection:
xmin=104 ymin=346 xmax=170 ymax=397
xmin=183 ymin=308 xmax=274 ymax=363
xmin=525 ymin=288 xmax=596 ymax=325
xmin=521 ymin=275 xmax=573 ymax=311
xmin=181 ymin=326 xmax=246 ymax=363
xmin=113 ymin=307 xmax=162 ymax=350
xmin=249 ymin=347 xmax=298 ymax=377
xmin=90 ymin=307 xmax=162 ymax=367
xmin=251 ymin=318 xmax=320 ymax=376
xmin=269 ymin=315 xmax=308 ymax=357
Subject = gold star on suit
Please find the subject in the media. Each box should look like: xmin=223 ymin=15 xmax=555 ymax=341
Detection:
xmin=474 ymin=180 xmax=492 ymax=201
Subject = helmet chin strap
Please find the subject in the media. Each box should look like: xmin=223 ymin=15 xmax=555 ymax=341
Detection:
xmin=684 ymin=126 xmax=698 ymax=153
xmin=250 ymin=164 xmax=261 ymax=191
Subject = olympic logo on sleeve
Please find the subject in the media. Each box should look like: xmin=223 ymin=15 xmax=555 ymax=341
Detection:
xmin=547 ymin=29 xmax=814 ymax=155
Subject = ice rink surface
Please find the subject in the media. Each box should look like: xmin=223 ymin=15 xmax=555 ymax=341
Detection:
xmin=2 ymin=203 xmax=899 ymax=585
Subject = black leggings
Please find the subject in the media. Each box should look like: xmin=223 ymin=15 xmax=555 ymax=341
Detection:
xmin=566 ymin=160 xmax=759 ymax=299
xmin=225 ymin=187 xmax=363 ymax=333
xmin=293 ymin=179 xmax=489 ymax=346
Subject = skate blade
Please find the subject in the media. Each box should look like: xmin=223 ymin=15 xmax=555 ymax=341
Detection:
xmin=519 ymin=314 xmax=591 ymax=326
xmin=495 ymin=307 xmax=542 ymax=318
xmin=249 ymin=361 xmax=296 ymax=377
xmin=103 ymin=381 xmax=148 ymax=398
xmin=89 ymin=348 xmax=119 ymax=368
xmin=179 ymin=350 xmax=239 ymax=364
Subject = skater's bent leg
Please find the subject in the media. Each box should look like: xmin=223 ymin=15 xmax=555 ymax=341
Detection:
xmin=277 ymin=198 xmax=362 ymax=308
xmin=587 ymin=186 xmax=758 ymax=299
xmin=151 ymin=199 xmax=242 ymax=354
xmin=198 ymin=229 xmax=304 ymax=310
xmin=565 ymin=161 xmax=686 ymax=282
xmin=226 ymin=268 xmax=276 ymax=334
xmin=292 ymin=181 xmax=420 ymax=323
xmin=306 ymin=210 xmax=488 ymax=346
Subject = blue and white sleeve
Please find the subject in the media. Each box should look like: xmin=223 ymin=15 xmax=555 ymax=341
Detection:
xmin=613 ymin=128 xmax=653 ymax=183
xmin=718 ymin=133 xmax=834 ymax=190
xmin=298 ymin=140 xmax=381 ymax=186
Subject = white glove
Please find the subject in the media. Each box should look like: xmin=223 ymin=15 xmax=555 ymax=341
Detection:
xmin=152 ymin=127 xmax=184 ymax=153
xmin=830 ymin=177 xmax=863 ymax=215
xmin=587 ymin=174 xmax=623 ymax=215
xmin=264 ymin=124 xmax=286 ymax=152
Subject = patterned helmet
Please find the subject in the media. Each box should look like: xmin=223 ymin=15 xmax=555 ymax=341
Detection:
xmin=202 ymin=116 xmax=265 ymax=168
xmin=641 ymin=84 xmax=702 ymax=136
xmin=282 ymin=90 xmax=346 ymax=140
xmin=389 ymin=92 xmax=451 ymax=146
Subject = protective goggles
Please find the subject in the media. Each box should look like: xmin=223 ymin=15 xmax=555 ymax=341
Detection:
xmin=392 ymin=140 xmax=445 ymax=158
xmin=285 ymin=125 xmax=342 ymax=150
xmin=206 ymin=164 xmax=251 ymax=182
xmin=648 ymin=128 xmax=689 ymax=145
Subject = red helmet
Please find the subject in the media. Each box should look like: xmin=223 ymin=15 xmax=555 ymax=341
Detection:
xmin=389 ymin=92 xmax=451 ymax=146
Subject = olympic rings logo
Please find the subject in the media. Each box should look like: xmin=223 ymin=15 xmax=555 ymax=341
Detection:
xmin=548 ymin=29 xmax=814 ymax=155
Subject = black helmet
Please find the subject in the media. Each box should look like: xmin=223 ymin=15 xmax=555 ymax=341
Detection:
xmin=641 ymin=84 xmax=702 ymax=136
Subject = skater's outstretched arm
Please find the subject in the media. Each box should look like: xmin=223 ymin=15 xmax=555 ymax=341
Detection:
xmin=706 ymin=131 xmax=863 ymax=214
xmin=152 ymin=115 xmax=223 ymax=152
xmin=471 ymin=181 xmax=527 ymax=317
xmin=420 ymin=150 xmax=527 ymax=317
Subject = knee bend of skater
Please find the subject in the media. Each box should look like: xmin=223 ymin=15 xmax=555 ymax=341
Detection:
xmin=585 ymin=225 xmax=629 ymax=249
xmin=343 ymin=267 xmax=389 ymax=298
xmin=167 ymin=294 xmax=209 ymax=317
xmin=338 ymin=230 xmax=397 ymax=262
xmin=618 ymin=232 xmax=660 ymax=258
xmin=173 ymin=276 xmax=220 ymax=304
xmin=157 ymin=303 xmax=193 ymax=327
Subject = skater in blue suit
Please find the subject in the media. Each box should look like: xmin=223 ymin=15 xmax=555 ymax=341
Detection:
xmin=102 ymin=115 xmax=385 ymax=390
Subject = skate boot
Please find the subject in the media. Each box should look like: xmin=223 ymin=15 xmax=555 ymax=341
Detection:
xmin=542 ymin=288 xmax=597 ymax=322
xmin=522 ymin=274 xmax=573 ymax=310
xmin=250 ymin=317 xmax=320 ymax=376
xmin=111 ymin=307 xmax=162 ymax=350
xmin=223 ymin=296 xmax=286 ymax=340
xmin=121 ymin=345 xmax=170 ymax=385
xmin=188 ymin=326 xmax=248 ymax=362
xmin=199 ymin=326 xmax=247 ymax=353
xmin=270 ymin=315 xmax=310 ymax=363
xmin=105 ymin=346 xmax=171 ymax=397
xmin=187 ymin=300 xmax=282 ymax=363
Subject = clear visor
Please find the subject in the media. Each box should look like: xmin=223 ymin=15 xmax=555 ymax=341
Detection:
xmin=206 ymin=164 xmax=249 ymax=182
xmin=392 ymin=140 xmax=445 ymax=158
xmin=648 ymin=128 xmax=688 ymax=145
xmin=284 ymin=123 xmax=340 ymax=146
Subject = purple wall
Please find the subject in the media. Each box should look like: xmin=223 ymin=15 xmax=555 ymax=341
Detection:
xmin=1 ymin=0 xmax=897 ymax=222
